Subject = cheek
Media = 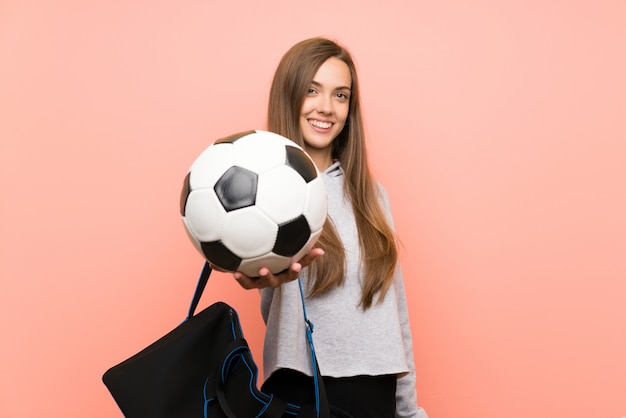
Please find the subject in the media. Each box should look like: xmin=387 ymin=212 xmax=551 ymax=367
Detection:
xmin=297 ymin=105 xmax=307 ymax=127
xmin=300 ymin=98 xmax=314 ymax=116
xmin=338 ymin=105 xmax=350 ymax=124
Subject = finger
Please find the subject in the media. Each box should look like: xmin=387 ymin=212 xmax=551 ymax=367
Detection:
xmin=233 ymin=260 xmax=308 ymax=290
xmin=233 ymin=272 xmax=262 ymax=290
xmin=298 ymin=248 xmax=325 ymax=267
xmin=258 ymin=268 xmax=281 ymax=288
xmin=287 ymin=263 xmax=302 ymax=281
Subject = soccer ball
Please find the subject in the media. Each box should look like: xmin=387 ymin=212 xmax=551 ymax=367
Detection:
xmin=180 ymin=130 xmax=327 ymax=277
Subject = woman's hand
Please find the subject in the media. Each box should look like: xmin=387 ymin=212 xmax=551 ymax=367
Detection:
xmin=231 ymin=247 xmax=324 ymax=290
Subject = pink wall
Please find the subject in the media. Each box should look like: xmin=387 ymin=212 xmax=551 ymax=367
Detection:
xmin=1 ymin=1 xmax=625 ymax=417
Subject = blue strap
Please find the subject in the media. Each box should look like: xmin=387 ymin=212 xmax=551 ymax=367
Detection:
xmin=187 ymin=262 xmax=212 ymax=320
xmin=297 ymin=278 xmax=328 ymax=418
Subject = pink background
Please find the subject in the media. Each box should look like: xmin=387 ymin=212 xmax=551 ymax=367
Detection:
xmin=1 ymin=1 xmax=625 ymax=417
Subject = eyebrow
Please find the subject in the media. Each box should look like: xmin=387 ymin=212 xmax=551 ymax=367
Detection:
xmin=311 ymin=80 xmax=351 ymax=91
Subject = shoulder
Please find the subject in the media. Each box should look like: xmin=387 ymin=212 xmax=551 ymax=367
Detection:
xmin=372 ymin=181 xmax=397 ymax=229
xmin=374 ymin=181 xmax=392 ymax=209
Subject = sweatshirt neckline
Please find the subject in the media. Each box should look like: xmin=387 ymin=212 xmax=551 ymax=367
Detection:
xmin=323 ymin=161 xmax=343 ymax=177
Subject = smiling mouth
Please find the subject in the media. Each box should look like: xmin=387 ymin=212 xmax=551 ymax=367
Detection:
xmin=309 ymin=119 xmax=333 ymax=129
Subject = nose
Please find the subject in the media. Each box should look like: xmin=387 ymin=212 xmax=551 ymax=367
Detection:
xmin=316 ymin=94 xmax=333 ymax=115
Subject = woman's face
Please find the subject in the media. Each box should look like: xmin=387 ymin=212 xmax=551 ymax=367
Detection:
xmin=299 ymin=57 xmax=351 ymax=170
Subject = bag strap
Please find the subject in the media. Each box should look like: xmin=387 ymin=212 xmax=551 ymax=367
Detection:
xmin=189 ymin=262 xmax=330 ymax=418
xmin=298 ymin=278 xmax=330 ymax=418
xmin=186 ymin=261 xmax=213 ymax=320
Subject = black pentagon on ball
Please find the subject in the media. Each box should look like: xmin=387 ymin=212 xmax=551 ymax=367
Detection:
xmin=180 ymin=171 xmax=191 ymax=216
xmin=285 ymin=146 xmax=318 ymax=183
xmin=214 ymin=166 xmax=258 ymax=212
xmin=200 ymin=241 xmax=242 ymax=272
xmin=273 ymin=214 xmax=312 ymax=257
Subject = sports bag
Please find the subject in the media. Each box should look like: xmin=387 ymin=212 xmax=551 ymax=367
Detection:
xmin=102 ymin=262 xmax=333 ymax=417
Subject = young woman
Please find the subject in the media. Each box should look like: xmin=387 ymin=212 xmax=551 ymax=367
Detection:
xmin=232 ymin=37 xmax=428 ymax=418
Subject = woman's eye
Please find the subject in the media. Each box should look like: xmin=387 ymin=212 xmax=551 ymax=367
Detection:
xmin=307 ymin=88 xmax=317 ymax=95
xmin=336 ymin=92 xmax=349 ymax=100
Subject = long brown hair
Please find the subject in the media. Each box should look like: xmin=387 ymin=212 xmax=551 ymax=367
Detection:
xmin=267 ymin=37 xmax=398 ymax=309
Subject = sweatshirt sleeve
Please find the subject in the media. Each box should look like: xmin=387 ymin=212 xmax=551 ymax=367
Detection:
xmin=378 ymin=184 xmax=428 ymax=418
xmin=394 ymin=265 xmax=428 ymax=418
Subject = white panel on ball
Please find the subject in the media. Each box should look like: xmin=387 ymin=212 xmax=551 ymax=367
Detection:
xmin=231 ymin=133 xmax=288 ymax=175
xmin=238 ymin=252 xmax=292 ymax=278
xmin=184 ymin=189 xmax=227 ymax=242
xmin=181 ymin=217 xmax=203 ymax=254
xmin=256 ymin=165 xmax=307 ymax=224
xmin=188 ymin=143 xmax=234 ymax=190
xmin=220 ymin=206 xmax=278 ymax=258
xmin=303 ymin=179 xmax=328 ymax=233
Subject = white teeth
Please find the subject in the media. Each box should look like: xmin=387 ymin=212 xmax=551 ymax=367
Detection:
xmin=310 ymin=120 xmax=332 ymax=129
